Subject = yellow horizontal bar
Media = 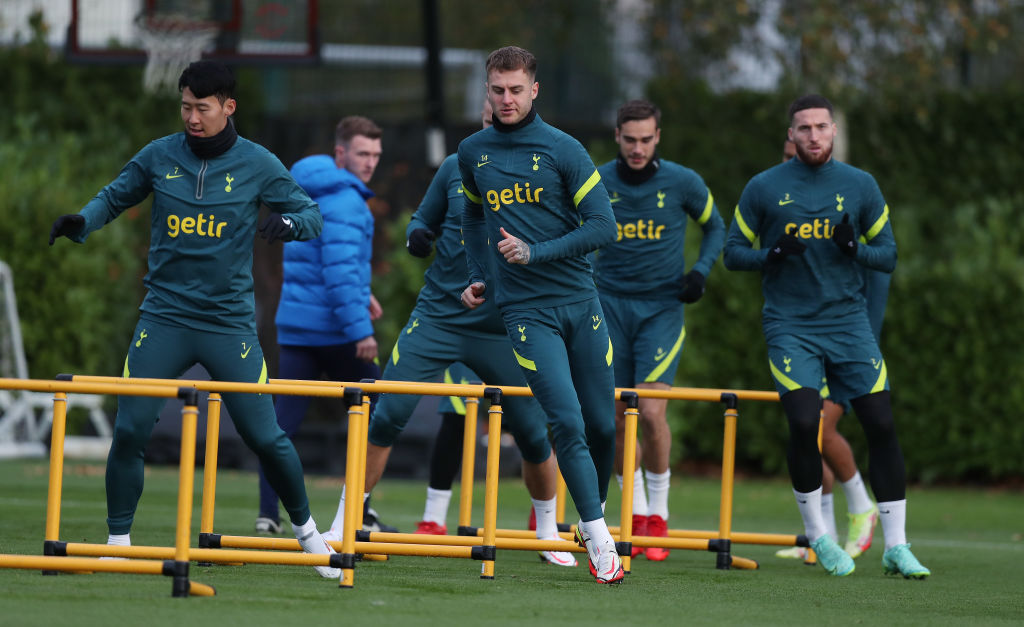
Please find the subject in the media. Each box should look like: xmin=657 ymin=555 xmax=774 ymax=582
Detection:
xmin=64 ymin=543 xmax=335 ymax=566
xmin=608 ymin=526 xmax=800 ymax=546
xmin=0 ymin=554 xmax=165 ymax=574
xmin=0 ymin=378 xmax=182 ymax=399
xmin=66 ymin=374 xmax=779 ymax=404
xmin=219 ymin=532 xmax=582 ymax=553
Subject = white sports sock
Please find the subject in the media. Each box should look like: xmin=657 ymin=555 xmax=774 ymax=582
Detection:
xmin=794 ymin=487 xmax=828 ymax=542
xmin=530 ymin=496 xmax=558 ymax=538
xmin=839 ymin=471 xmax=874 ymax=514
xmin=423 ymin=487 xmax=452 ymax=525
xmin=645 ymin=469 xmax=670 ymax=520
xmin=616 ymin=469 xmax=649 ymax=516
xmin=878 ymin=499 xmax=907 ymax=550
xmin=292 ymin=515 xmax=317 ymax=540
xmin=821 ymin=493 xmax=838 ymax=542
xmin=329 ymin=486 xmax=369 ymax=535
xmin=580 ymin=517 xmax=616 ymax=558
xmin=107 ymin=533 xmax=130 ymax=546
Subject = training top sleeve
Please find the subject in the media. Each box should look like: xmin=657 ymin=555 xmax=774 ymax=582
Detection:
xmin=409 ymin=154 xmax=457 ymax=238
xmin=684 ymin=181 xmax=726 ymax=277
xmin=528 ymin=139 xmax=616 ymax=263
xmin=74 ymin=142 xmax=158 ymax=242
xmin=259 ymin=150 xmax=323 ymax=241
xmin=852 ymin=173 xmax=896 ymax=273
xmin=723 ymin=177 xmax=769 ymax=271
xmin=457 ymin=148 xmax=488 ymax=286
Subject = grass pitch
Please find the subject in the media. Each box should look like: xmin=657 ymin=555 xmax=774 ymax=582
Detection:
xmin=0 ymin=459 xmax=1021 ymax=626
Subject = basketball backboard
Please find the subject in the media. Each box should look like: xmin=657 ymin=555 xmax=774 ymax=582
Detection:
xmin=67 ymin=0 xmax=320 ymax=65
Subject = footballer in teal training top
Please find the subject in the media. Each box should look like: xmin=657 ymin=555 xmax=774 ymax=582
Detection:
xmin=48 ymin=60 xmax=341 ymax=579
xmin=592 ymin=99 xmax=725 ymax=561
xmin=723 ymin=94 xmax=929 ymax=580
xmin=457 ymin=46 xmax=624 ymax=584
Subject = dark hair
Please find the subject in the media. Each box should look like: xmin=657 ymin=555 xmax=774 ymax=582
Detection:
xmin=178 ymin=60 xmax=235 ymax=102
xmin=788 ymin=94 xmax=834 ymax=122
xmin=485 ymin=46 xmax=537 ymax=79
xmin=335 ymin=115 xmax=383 ymax=146
xmin=616 ymin=99 xmax=661 ymax=128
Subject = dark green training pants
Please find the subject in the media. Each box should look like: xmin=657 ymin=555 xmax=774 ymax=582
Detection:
xmin=106 ymin=315 xmax=310 ymax=534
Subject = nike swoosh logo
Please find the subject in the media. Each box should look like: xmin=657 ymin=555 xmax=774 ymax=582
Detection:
xmin=610 ymin=198 xmax=621 ymax=203
xmin=654 ymin=352 xmax=667 ymax=361
xmin=241 ymin=343 xmax=252 ymax=359
xmin=476 ymin=161 xmax=491 ymax=168
xmin=778 ymin=199 xmax=794 ymax=205
xmin=592 ymin=319 xmax=603 ymax=330
xmin=166 ymin=173 xmax=184 ymax=179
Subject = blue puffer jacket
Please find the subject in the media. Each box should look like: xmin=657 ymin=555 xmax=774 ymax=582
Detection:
xmin=275 ymin=154 xmax=375 ymax=346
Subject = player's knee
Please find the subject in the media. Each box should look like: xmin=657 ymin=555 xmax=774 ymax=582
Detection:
xmin=781 ymin=387 xmax=821 ymax=439
xmin=852 ymin=391 xmax=896 ymax=443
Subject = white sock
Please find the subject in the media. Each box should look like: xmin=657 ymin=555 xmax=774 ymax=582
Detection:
xmin=330 ymin=486 xmax=369 ymax=534
xmin=292 ymin=515 xmax=317 ymax=540
xmin=645 ymin=469 xmax=670 ymax=520
xmin=530 ymin=496 xmax=558 ymax=538
xmin=821 ymin=493 xmax=838 ymax=542
xmin=616 ymin=468 xmax=649 ymax=516
xmin=794 ymin=487 xmax=828 ymax=542
xmin=878 ymin=499 xmax=907 ymax=550
xmin=840 ymin=471 xmax=875 ymax=514
xmin=107 ymin=533 xmax=130 ymax=546
xmin=423 ymin=487 xmax=452 ymax=525
xmin=580 ymin=517 xmax=616 ymax=558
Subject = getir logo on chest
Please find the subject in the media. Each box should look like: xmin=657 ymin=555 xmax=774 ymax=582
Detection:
xmin=167 ymin=213 xmax=227 ymax=238
xmin=784 ymin=217 xmax=836 ymax=240
xmin=486 ymin=182 xmax=543 ymax=212
xmin=616 ymin=219 xmax=666 ymax=242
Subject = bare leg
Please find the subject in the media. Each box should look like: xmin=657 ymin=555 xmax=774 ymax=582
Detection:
xmin=821 ymin=399 xmax=858 ymax=482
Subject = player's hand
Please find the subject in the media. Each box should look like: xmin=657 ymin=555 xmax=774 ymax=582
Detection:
xmin=407 ymin=228 xmax=435 ymax=257
xmin=831 ymin=214 xmax=858 ymax=257
xmin=678 ymin=270 xmax=706 ymax=304
xmin=497 ymin=227 xmax=531 ymax=264
xmin=461 ymin=282 xmax=486 ymax=309
xmin=48 ymin=214 xmax=85 ymax=245
xmin=355 ymin=335 xmax=378 ymax=362
xmin=368 ymin=294 xmax=383 ymax=321
xmin=258 ymin=213 xmax=293 ymax=244
xmin=765 ymin=233 xmax=806 ymax=264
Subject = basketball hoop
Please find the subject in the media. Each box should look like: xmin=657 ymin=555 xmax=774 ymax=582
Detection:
xmin=135 ymin=14 xmax=220 ymax=95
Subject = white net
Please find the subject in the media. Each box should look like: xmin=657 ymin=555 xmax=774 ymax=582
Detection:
xmin=135 ymin=15 xmax=220 ymax=95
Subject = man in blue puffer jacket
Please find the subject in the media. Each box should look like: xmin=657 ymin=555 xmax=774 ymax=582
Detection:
xmin=256 ymin=116 xmax=384 ymax=535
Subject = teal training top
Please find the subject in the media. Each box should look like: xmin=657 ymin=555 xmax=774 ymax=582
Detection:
xmin=594 ymin=158 xmax=725 ymax=299
xmin=73 ymin=132 xmax=323 ymax=334
xmin=458 ymin=113 xmax=616 ymax=310
xmin=723 ymin=157 xmax=895 ymax=335
xmin=406 ymin=153 xmax=505 ymax=335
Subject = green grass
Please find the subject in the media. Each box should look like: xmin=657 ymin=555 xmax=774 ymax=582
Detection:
xmin=0 ymin=459 xmax=1021 ymax=626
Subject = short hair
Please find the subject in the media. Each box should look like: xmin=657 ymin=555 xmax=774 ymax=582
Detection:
xmin=178 ymin=60 xmax=235 ymax=102
xmin=616 ymin=99 xmax=661 ymax=129
xmin=485 ymin=46 xmax=537 ymax=79
xmin=788 ymin=94 xmax=834 ymax=122
xmin=335 ymin=116 xmax=383 ymax=146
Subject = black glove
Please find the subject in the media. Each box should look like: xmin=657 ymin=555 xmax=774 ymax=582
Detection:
xmin=831 ymin=213 xmax=858 ymax=257
xmin=765 ymin=233 xmax=807 ymax=264
xmin=406 ymin=228 xmax=435 ymax=258
xmin=258 ymin=213 xmax=293 ymax=244
xmin=49 ymin=214 xmax=85 ymax=245
xmin=678 ymin=270 xmax=706 ymax=304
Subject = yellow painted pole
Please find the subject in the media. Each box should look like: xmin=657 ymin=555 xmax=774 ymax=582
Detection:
xmin=716 ymin=397 xmax=739 ymax=570
xmin=172 ymin=391 xmax=199 ymax=596
xmin=44 ymin=392 xmax=68 ymax=543
xmin=457 ymin=397 xmax=480 ymax=530
xmin=339 ymin=389 xmax=363 ymax=588
xmin=619 ymin=391 xmax=639 ymax=573
xmin=0 ymin=555 xmax=166 ymax=574
xmin=199 ymin=393 xmax=222 ymax=534
xmin=555 ymin=469 xmax=567 ymax=526
xmin=480 ymin=389 xmax=502 ymax=579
